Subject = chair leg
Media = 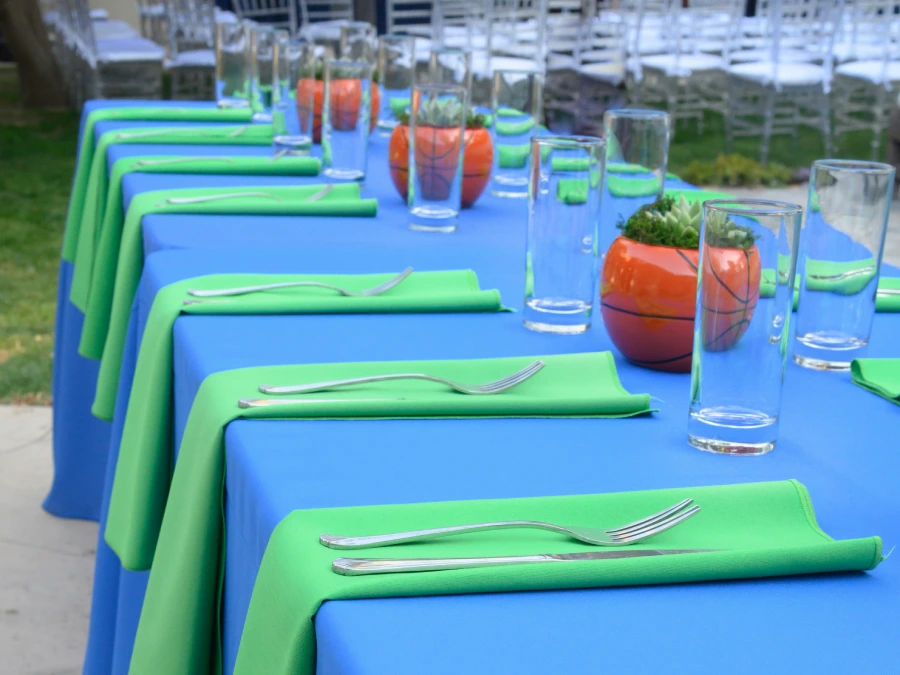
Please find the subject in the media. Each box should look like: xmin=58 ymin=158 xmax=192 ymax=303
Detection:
xmin=725 ymin=77 xmax=735 ymax=154
xmin=760 ymin=86 xmax=775 ymax=164
xmin=871 ymin=87 xmax=887 ymax=160
xmin=821 ymin=89 xmax=832 ymax=158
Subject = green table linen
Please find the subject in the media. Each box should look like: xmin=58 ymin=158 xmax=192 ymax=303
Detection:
xmin=92 ymin=270 xmax=508 ymax=421
xmin=64 ymin=121 xmax=269 ymax=265
xmin=759 ymin=270 xmax=899 ymax=311
xmin=229 ymin=479 xmax=881 ymax=675
xmin=62 ymin=107 xmax=254 ymax=263
xmin=70 ymin=154 xmax=320 ymax=312
xmin=115 ymin=351 xmax=652 ymax=675
xmin=77 ymin=183 xmax=377 ymax=361
xmin=851 ymin=359 xmax=900 ymax=404
xmin=607 ymin=162 xmax=678 ymax=179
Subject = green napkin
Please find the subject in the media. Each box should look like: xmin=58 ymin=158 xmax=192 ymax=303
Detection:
xmin=70 ymin=154 xmax=320 ymax=312
xmin=184 ymin=480 xmax=886 ymax=675
xmin=851 ymin=359 xmax=900 ymax=404
xmin=92 ymin=270 xmax=508 ymax=422
xmin=557 ymin=178 xmax=590 ymax=205
xmin=607 ymin=162 xmax=678 ymax=179
xmin=64 ymin=120 xmax=268 ymax=265
xmin=389 ymin=97 xmax=410 ymax=117
xmin=495 ymin=117 xmax=536 ymax=136
xmin=62 ymin=107 xmax=254 ymax=263
xmin=77 ymin=184 xmax=377 ymax=362
xmin=759 ymin=268 xmax=899 ymax=311
xmin=115 ymin=351 xmax=652 ymax=675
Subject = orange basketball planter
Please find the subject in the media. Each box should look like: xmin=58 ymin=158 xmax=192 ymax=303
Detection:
xmin=297 ymin=79 xmax=380 ymax=143
xmin=701 ymin=245 xmax=761 ymax=351
xmin=601 ymin=237 xmax=761 ymax=372
xmin=601 ymin=237 xmax=699 ymax=373
xmin=388 ymin=124 xmax=493 ymax=208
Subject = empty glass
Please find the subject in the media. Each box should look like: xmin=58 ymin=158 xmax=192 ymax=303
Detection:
xmin=491 ymin=69 xmax=543 ymax=198
xmin=602 ymin=109 xmax=671 ymax=256
xmin=429 ymin=48 xmax=472 ymax=99
xmin=524 ymin=136 xmax=606 ymax=334
xmin=793 ymin=160 xmax=895 ymax=371
xmin=322 ymin=59 xmax=372 ymax=181
xmin=407 ymin=83 xmax=467 ymax=233
xmin=249 ymin=25 xmax=278 ymax=122
xmin=688 ymin=200 xmax=802 ymax=455
xmin=215 ymin=21 xmax=250 ymax=108
xmin=272 ymin=36 xmax=315 ymax=156
xmin=376 ymin=35 xmax=415 ymax=135
xmin=340 ymin=22 xmax=377 ymax=62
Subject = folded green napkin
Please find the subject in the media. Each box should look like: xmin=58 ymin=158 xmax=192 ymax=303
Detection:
xmin=92 ymin=270 xmax=508 ymax=422
xmin=851 ymin=359 xmax=900 ymax=404
xmin=495 ymin=117 xmax=536 ymax=136
xmin=115 ymin=351 xmax=652 ymax=675
xmin=77 ymin=184 xmax=377 ymax=362
xmin=759 ymin=269 xmax=898 ymax=311
xmin=63 ymin=121 xmax=269 ymax=265
xmin=210 ymin=480 xmax=886 ymax=675
xmin=557 ymin=178 xmax=590 ymax=204
xmin=607 ymin=162 xmax=678 ymax=180
xmin=389 ymin=96 xmax=410 ymax=117
xmin=70 ymin=154 xmax=320 ymax=312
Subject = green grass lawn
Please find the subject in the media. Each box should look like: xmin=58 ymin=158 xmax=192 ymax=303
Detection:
xmin=0 ymin=68 xmax=78 ymax=404
xmin=0 ymin=68 xmax=887 ymax=404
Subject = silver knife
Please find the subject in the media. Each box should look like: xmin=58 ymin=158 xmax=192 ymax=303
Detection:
xmin=238 ymin=397 xmax=405 ymax=409
xmin=332 ymin=548 xmax=719 ymax=576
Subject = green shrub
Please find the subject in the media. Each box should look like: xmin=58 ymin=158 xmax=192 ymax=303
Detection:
xmin=682 ymin=154 xmax=792 ymax=187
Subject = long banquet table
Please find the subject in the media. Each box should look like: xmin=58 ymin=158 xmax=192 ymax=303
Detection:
xmin=55 ymin=101 xmax=899 ymax=675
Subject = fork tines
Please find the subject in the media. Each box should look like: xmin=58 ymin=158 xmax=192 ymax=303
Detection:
xmin=605 ymin=498 xmax=699 ymax=544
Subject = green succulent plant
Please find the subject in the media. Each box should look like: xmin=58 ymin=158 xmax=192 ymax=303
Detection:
xmin=396 ymin=99 xmax=486 ymax=129
xmin=620 ymin=195 xmax=758 ymax=250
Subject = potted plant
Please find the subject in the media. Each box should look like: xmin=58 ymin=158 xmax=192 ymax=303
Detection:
xmin=600 ymin=195 xmax=761 ymax=373
xmin=387 ymin=104 xmax=493 ymax=208
xmin=296 ymin=63 xmax=380 ymax=143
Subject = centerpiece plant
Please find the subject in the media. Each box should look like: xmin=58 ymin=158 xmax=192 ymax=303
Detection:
xmin=296 ymin=61 xmax=380 ymax=143
xmin=600 ymin=195 xmax=761 ymax=372
xmin=388 ymin=98 xmax=493 ymax=208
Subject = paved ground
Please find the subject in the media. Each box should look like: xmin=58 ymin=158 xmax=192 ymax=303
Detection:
xmin=2 ymin=184 xmax=899 ymax=674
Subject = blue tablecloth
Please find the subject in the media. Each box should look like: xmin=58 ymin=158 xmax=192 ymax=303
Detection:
xmin=64 ymin=103 xmax=900 ymax=675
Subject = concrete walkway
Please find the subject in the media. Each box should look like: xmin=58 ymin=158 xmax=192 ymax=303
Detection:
xmin=2 ymin=184 xmax=899 ymax=673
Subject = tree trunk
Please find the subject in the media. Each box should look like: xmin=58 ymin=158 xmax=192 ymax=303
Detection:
xmin=0 ymin=0 xmax=68 ymax=108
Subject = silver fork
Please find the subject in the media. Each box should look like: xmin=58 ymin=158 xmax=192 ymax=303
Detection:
xmin=320 ymin=498 xmax=699 ymax=549
xmin=187 ymin=267 xmax=414 ymax=299
xmin=163 ymin=183 xmax=333 ymax=206
xmin=259 ymin=359 xmax=545 ymax=396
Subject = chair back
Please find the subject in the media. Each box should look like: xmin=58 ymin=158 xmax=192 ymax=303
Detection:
xmin=232 ymin=0 xmax=297 ymax=33
xmin=166 ymin=0 xmax=215 ymax=57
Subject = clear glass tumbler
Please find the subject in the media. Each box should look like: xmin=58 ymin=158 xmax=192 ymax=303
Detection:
xmin=793 ymin=160 xmax=895 ymax=372
xmin=340 ymin=22 xmax=377 ymax=62
xmin=524 ymin=136 xmax=607 ymax=334
xmin=490 ymin=69 xmax=543 ymax=198
xmin=215 ymin=21 xmax=250 ymax=108
xmin=272 ymin=36 xmax=315 ymax=156
xmin=376 ymin=34 xmax=415 ymax=135
xmin=322 ymin=59 xmax=372 ymax=181
xmin=688 ymin=200 xmax=803 ymax=455
xmin=249 ymin=25 xmax=278 ymax=122
xmin=428 ymin=48 xmax=472 ymax=99
xmin=407 ymin=83 xmax=467 ymax=233
xmin=601 ymin=108 xmax=671 ymax=256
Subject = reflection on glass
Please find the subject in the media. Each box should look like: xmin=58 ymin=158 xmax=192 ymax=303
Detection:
xmin=272 ymin=36 xmax=315 ymax=156
xmin=490 ymin=69 xmax=543 ymax=198
xmin=215 ymin=21 xmax=250 ymax=108
xmin=322 ymin=59 xmax=372 ymax=181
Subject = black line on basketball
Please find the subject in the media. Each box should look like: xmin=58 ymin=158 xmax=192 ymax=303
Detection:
xmin=676 ymin=249 xmax=698 ymax=273
xmin=709 ymin=261 xmax=748 ymax=305
xmin=601 ymin=301 xmax=693 ymax=321
xmin=630 ymin=352 xmax=694 ymax=365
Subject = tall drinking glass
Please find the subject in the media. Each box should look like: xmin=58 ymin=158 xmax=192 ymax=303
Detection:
xmin=602 ymin=109 xmax=671 ymax=256
xmin=793 ymin=160 xmax=895 ymax=371
xmin=407 ymin=83 xmax=467 ymax=233
xmin=322 ymin=59 xmax=372 ymax=181
xmin=524 ymin=136 xmax=607 ymax=334
xmin=688 ymin=200 xmax=802 ymax=455
xmin=376 ymin=34 xmax=415 ymax=135
xmin=249 ymin=25 xmax=278 ymax=122
xmin=215 ymin=21 xmax=250 ymax=108
xmin=340 ymin=22 xmax=377 ymax=62
xmin=429 ymin=48 xmax=472 ymax=98
xmin=272 ymin=37 xmax=315 ymax=156
xmin=491 ymin=69 xmax=543 ymax=198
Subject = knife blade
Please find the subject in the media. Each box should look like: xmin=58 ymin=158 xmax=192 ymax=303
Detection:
xmin=332 ymin=548 xmax=719 ymax=575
